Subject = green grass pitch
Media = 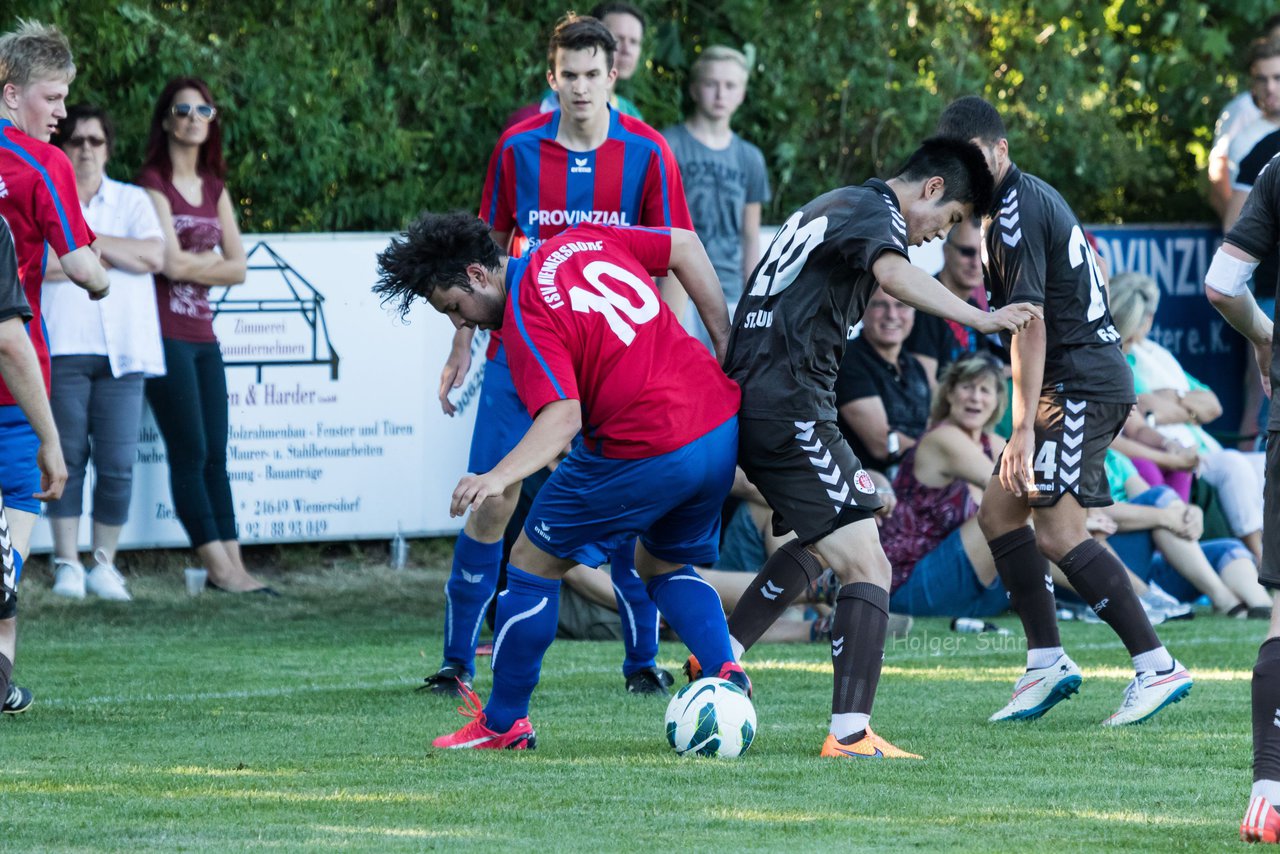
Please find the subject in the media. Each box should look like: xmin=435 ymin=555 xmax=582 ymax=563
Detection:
xmin=0 ymin=558 xmax=1264 ymax=851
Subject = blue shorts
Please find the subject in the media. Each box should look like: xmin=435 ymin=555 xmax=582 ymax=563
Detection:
xmin=467 ymin=350 xmax=534 ymax=474
xmin=889 ymin=525 xmax=1009 ymax=618
xmin=0 ymin=405 xmax=41 ymax=514
xmin=1146 ymin=538 xmax=1255 ymax=603
xmin=525 ymin=417 xmax=738 ymax=568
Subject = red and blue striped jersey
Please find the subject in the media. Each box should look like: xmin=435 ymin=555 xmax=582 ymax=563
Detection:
xmin=479 ymin=109 xmax=692 ymax=357
xmin=0 ymin=119 xmax=96 ymax=405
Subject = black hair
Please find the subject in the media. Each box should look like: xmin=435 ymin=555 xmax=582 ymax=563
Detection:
xmin=52 ymin=103 xmax=115 ymax=156
xmin=1266 ymin=13 xmax=1280 ymax=35
xmin=374 ymin=211 xmax=500 ymax=320
xmin=935 ymin=95 xmax=1007 ymax=145
xmin=896 ymin=136 xmax=995 ymax=217
xmin=589 ymin=2 xmax=645 ymax=30
xmin=547 ymin=14 xmax=617 ymax=73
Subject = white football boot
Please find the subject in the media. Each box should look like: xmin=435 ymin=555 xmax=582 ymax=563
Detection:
xmin=1102 ymin=661 xmax=1192 ymax=726
xmin=989 ymin=655 xmax=1083 ymax=722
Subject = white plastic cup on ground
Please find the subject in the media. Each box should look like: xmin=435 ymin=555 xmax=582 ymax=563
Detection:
xmin=185 ymin=567 xmax=208 ymax=596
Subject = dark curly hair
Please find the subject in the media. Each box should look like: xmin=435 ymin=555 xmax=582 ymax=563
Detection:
xmin=896 ymin=136 xmax=995 ymax=218
xmin=374 ymin=211 xmax=501 ymax=320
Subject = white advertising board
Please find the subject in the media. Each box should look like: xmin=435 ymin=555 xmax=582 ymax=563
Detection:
xmin=29 ymin=233 xmax=482 ymax=552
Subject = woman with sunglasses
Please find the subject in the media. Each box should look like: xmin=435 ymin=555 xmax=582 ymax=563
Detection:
xmin=137 ymin=77 xmax=273 ymax=595
xmin=41 ymin=105 xmax=165 ymax=602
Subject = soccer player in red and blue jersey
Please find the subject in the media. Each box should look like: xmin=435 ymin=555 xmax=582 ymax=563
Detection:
xmin=0 ymin=20 xmax=109 ymax=713
xmin=377 ymin=212 xmax=744 ymax=749
xmin=426 ymin=14 xmax=694 ymax=698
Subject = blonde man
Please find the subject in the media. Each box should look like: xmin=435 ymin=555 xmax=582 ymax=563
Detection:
xmin=662 ymin=46 xmax=770 ymax=348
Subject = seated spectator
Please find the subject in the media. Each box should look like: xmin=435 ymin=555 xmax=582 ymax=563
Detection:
xmin=883 ymin=354 xmax=1009 ymax=617
xmin=42 ymin=104 xmax=165 ymax=602
xmin=905 ymin=218 xmax=1006 ymax=387
xmin=1100 ymin=447 xmax=1271 ymax=618
xmin=662 ymin=45 xmax=770 ymax=348
xmin=503 ymin=2 xmax=646 ymax=130
xmin=1108 ymin=271 xmax=1266 ymax=562
xmin=836 ymin=286 xmax=931 ymax=474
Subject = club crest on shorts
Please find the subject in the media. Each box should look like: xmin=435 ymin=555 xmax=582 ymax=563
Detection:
xmin=853 ymin=469 xmax=876 ymax=494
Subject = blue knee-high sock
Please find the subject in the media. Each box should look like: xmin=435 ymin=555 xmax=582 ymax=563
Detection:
xmin=647 ymin=566 xmax=733 ymax=676
xmin=485 ymin=566 xmax=560 ymax=733
xmin=441 ymin=532 xmax=503 ymax=675
xmin=611 ymin=539 xmax=659 ymax=676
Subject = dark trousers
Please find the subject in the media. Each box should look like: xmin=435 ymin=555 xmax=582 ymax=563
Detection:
xmin=145 ymin=339 xmax=237 ymax=547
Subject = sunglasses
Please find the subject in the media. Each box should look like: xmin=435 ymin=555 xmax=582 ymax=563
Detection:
xmin=950 ymin=245 xmax=980 ymax=258
xmin=65 ymin=135 xmax=107 ymax=149
xmin=171 ymin=103 xmax=217 ymax=121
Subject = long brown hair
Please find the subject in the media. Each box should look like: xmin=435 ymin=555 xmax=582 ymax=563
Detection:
xmin=141 ymin=76 xmax=226 ymax=181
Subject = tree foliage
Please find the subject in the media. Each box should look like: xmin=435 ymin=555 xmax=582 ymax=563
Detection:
xmin=16 ymin=0 xmax=1275 ymax=230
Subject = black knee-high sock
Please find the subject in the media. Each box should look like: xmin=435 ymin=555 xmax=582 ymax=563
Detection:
xmin=727 ymin=540 xmax=823 ymax=653
xmin=0 ymin=652 xmax=11 ymax=704
xmin=989 ymin=526 xmax=1061 ymax=650
xmin=830 ymin=582 xmax=889 ymax=718
xmin=1254 ymin=638 xmax=1280 ymax=784
xmin=1058 ymin=539 xmax=1159 ymax=656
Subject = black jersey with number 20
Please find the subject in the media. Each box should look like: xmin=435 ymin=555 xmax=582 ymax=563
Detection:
xmin=725 ymin=179 xmax=910 ymax=420
xmin=984 ymin=165 xmax=1134 ymax=403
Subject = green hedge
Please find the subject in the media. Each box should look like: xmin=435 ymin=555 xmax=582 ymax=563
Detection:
xmin=17 ymin=1 xmax=1275 ymax=231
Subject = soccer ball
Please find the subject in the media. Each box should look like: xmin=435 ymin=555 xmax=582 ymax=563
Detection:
xmin=664 ymin=677 xmax=756 ymax=758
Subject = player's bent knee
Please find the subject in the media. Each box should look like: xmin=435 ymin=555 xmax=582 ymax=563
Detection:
xmin=509 ymin=532 xmax=573 ymax=580
xmin=464 ymin=483 xmax=523 ymax=541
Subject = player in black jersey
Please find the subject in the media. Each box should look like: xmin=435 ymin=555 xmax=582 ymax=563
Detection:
xmin=696 ymin=137 xmax=1040 ymax=759
xmin=936 ymin=96 xmax=1193 ymax=727
xmin=1204 ymin=150 xmax=1280 ymax=844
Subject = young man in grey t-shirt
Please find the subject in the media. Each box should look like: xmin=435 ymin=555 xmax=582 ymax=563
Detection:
xmin=662 ymin=45 xmax=770 ymax=348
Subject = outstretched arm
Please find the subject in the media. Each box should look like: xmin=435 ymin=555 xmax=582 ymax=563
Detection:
xmin=872 ymin=252 xmax=1040 ymax=334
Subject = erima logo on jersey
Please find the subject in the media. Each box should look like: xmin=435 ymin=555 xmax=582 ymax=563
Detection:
xmin=570 ymin=157 xmax=592 ymax=174
xmin=527 ymin=210 xmax=631 ymax=227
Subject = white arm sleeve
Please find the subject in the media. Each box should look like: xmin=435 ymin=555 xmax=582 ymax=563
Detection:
xmin=1204 ymin=249 xmax=1259 ymax=297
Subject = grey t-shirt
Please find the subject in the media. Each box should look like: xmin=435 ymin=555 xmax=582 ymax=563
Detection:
xmin=661 ymin=124 xmax=771 ymax=301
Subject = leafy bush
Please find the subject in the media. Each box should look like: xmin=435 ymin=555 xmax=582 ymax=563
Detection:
xmin=16 ymin=0 xmax=1273 ymax=230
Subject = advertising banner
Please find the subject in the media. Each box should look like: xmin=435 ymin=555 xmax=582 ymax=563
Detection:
xmin=30 ymin=233 xmax=482 ymax=551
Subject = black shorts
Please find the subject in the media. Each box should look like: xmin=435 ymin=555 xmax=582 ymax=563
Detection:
xmin=738 ymin=417 xmax=881 ymax=546
xmin=1261 ymin=432 xmax=1280 ymax=589
xmin=999 ymin=395 xmax=1129 ymax=508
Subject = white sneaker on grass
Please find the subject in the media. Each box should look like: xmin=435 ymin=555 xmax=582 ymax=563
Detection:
xmin=85 ymin=550 xmax=131 ymax=602
xmin=51 ymin=558 xmax=86 ymax=599
xmin=1102 ymin=661 xmax=1192 ymax=726
xmin=989 ymin=655 xmax=1083 ymax=722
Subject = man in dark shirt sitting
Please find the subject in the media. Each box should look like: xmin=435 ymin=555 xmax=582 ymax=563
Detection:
xmin=836 ymin=286 xmax=931 ymax=473
xmin=905 ymin=218 xmax=1006 ymax=388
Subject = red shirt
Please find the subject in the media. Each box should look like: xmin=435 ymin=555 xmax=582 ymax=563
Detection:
xmin=136 ymin=166 xmax=224 ymax=343
xmin=504 ymin=224 xmax=739 ymax=459
xmin=478 ymin=109 xmax=692 ymax=359
xmin=0 ymin=119 xmax=96 ymax=405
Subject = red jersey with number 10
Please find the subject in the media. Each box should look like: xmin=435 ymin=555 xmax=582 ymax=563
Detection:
xmin=504 ymin=225 xmax=739 ymax=459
